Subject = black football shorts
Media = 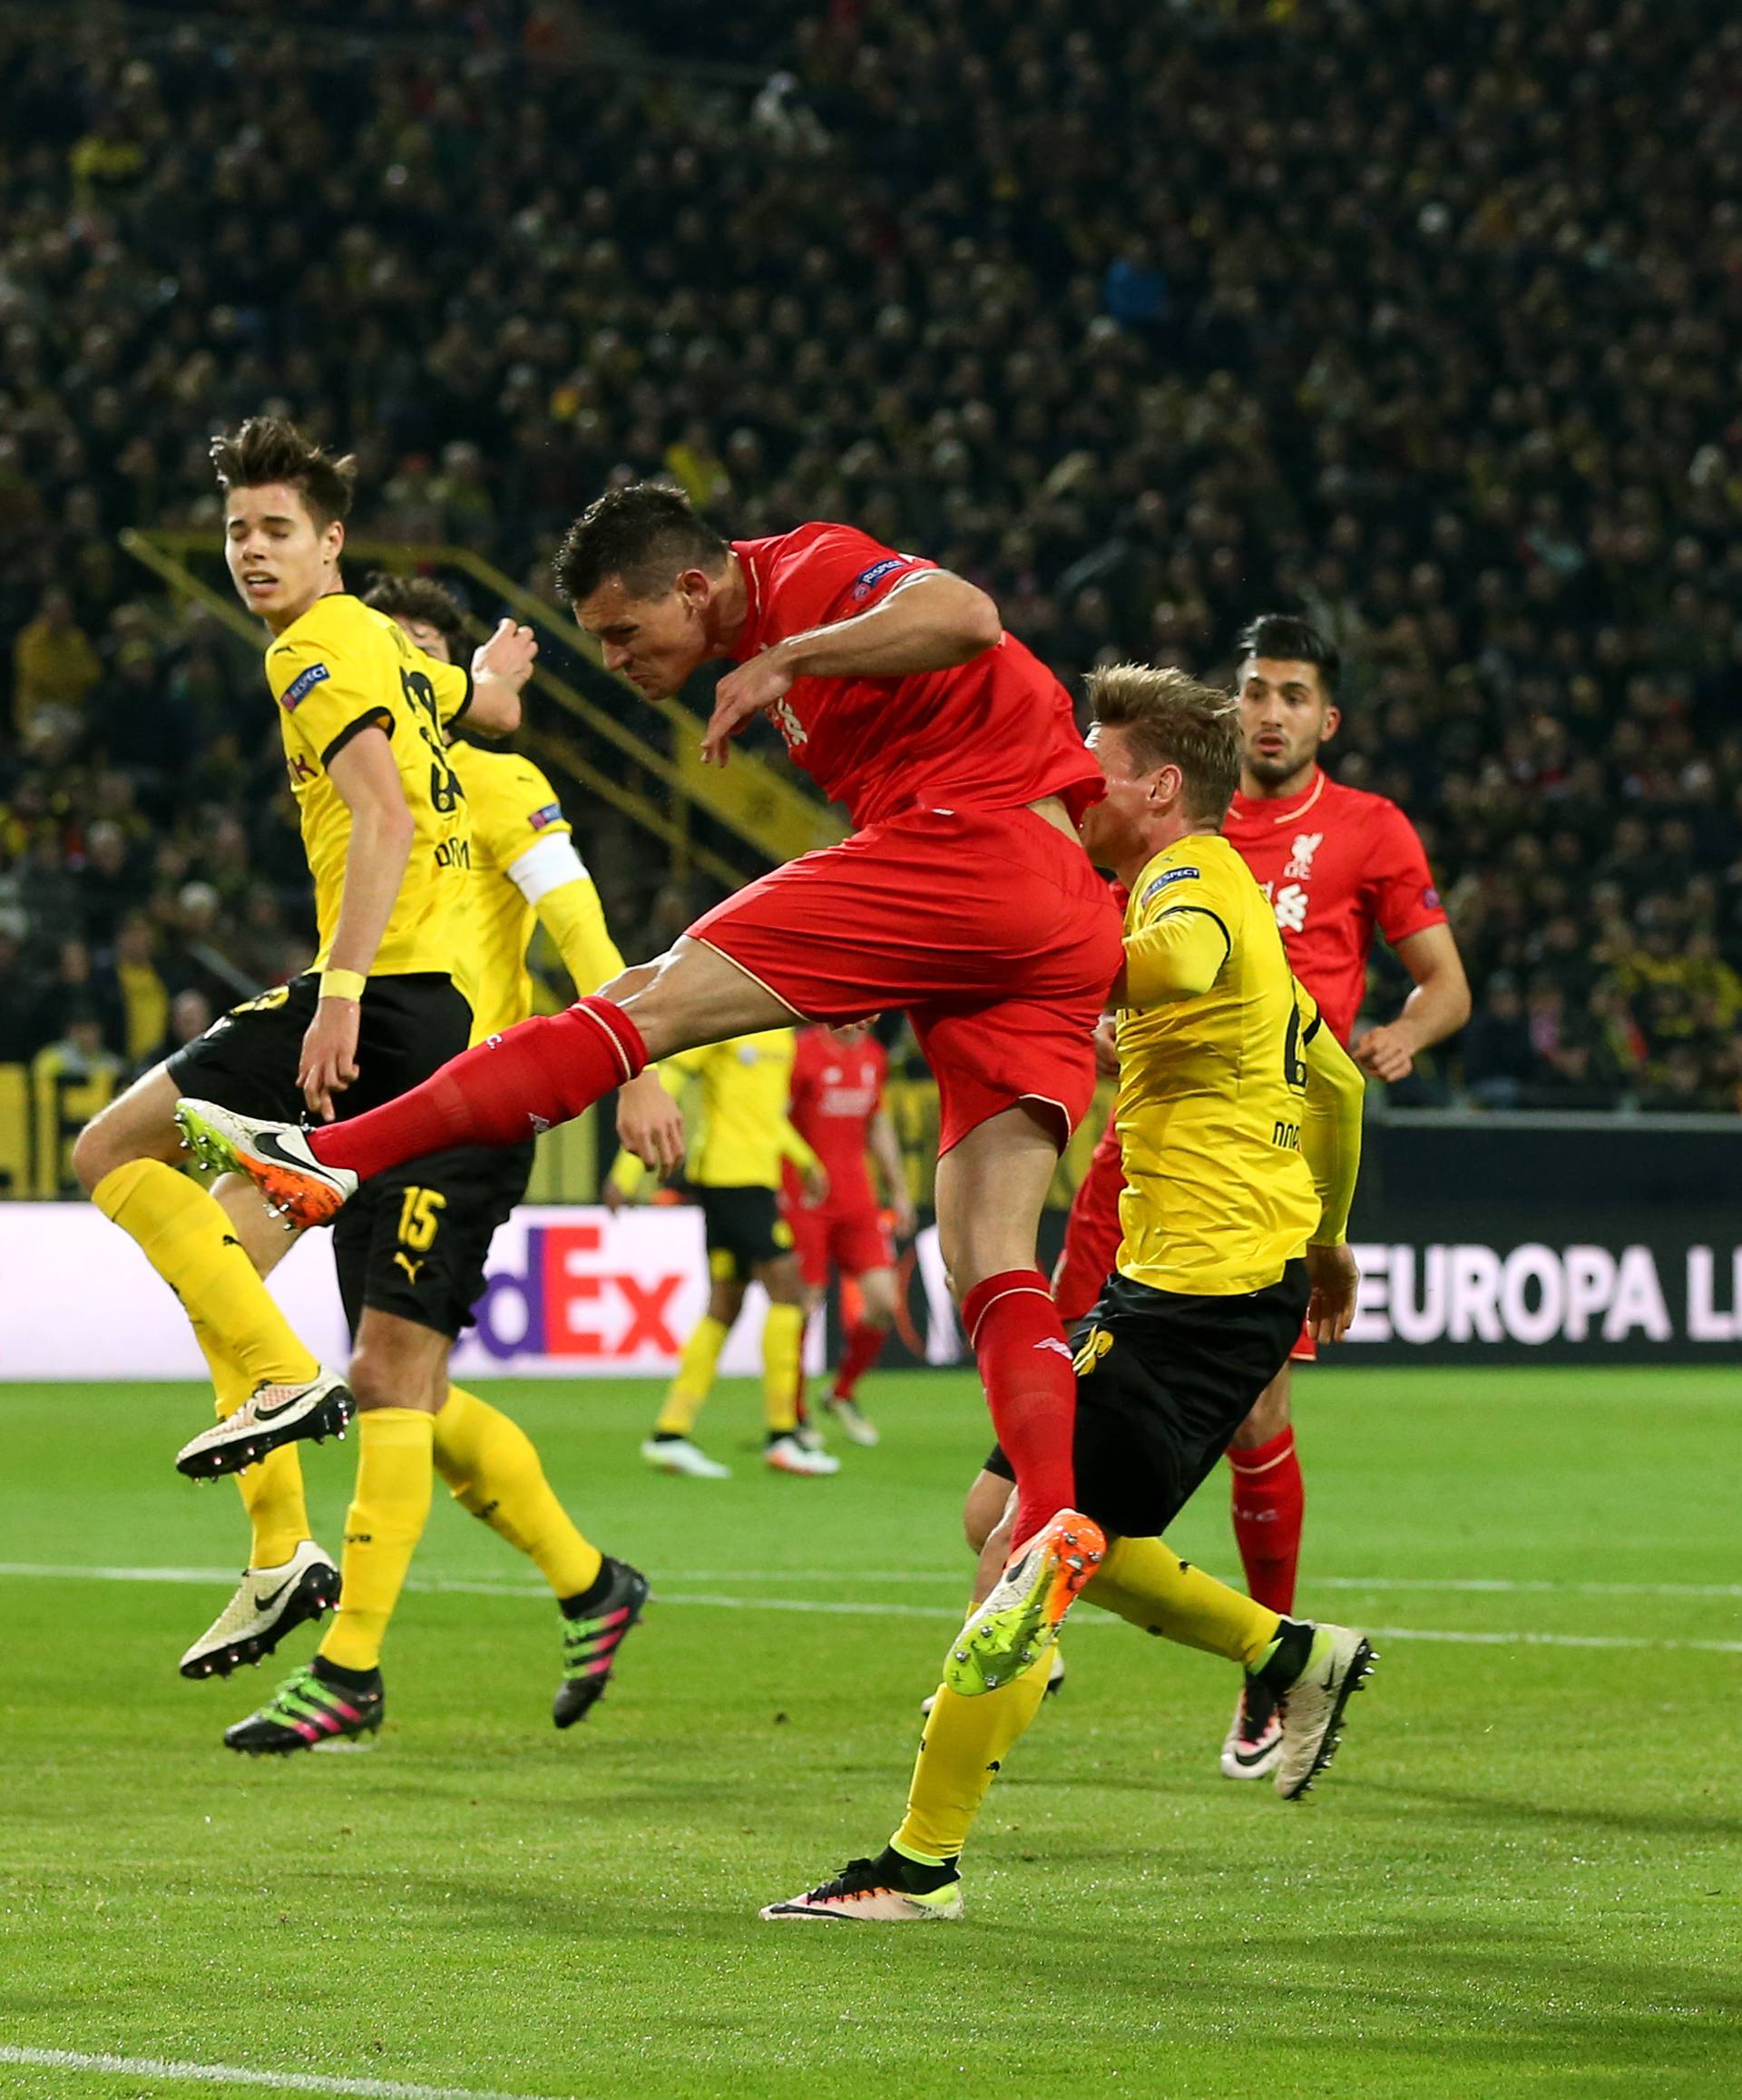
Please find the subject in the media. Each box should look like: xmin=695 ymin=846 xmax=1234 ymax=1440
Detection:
xmin=982 ymin=1264 xmax=1310 ymax=1539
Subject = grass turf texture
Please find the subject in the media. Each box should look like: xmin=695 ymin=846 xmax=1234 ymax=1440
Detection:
xmin=2 ymin=1369 xmax=1737 ymax=2100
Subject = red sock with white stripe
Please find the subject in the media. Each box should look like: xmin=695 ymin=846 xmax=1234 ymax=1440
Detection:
xmin=1228 ymin=1425 xmax=1305 ymax=1614
xmin=308 ymin=998 xmax=646 ymax=1181
xmin=961 ymin=1270 xmax=1077 ymax=1550
xmin=831 ymin=1319 xmax=887 ymax=1402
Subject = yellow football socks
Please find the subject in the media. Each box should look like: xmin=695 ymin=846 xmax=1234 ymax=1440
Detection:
xmin=434 ymin=1385 xmax=602 ymax=1599
xmin=93 ymin=1160 xmax=319 ymax=1391
xmin=318 ymin=1407 xmax=434 ymax=1673
xmin=187 ymin=1325 xmax=311 ymax=1571
xmin=892 ymin=1648 xmax=1053 ymax=1863
xmin=654 ymin=1314 xmax=729 ymax=1436
xmin=1088 ymin=1535 xmax=1280 ymax=1669
xmin=761 ymin=1300 xmax=805 ymax=1435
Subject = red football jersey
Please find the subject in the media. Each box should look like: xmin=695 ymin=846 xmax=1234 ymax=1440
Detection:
xmin=1222 ymin=769 xmax=1446 ymax=1045
xmin=729 ymin=524 xmax=1102 ymax=830
xmin=786 ymin=1025 xmax=886 ymax=1215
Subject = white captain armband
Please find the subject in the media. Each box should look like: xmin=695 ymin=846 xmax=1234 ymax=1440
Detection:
xmin=506 ymin=832 xmax=591 ymax=906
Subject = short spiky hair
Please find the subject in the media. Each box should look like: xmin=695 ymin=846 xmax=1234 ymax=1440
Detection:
xmin=210 ymin=417 xmax=357 ymax=529
xmin=552 ymin=483 xmax=730 ymax=604
xmin=362 ymin=572 xmax=468 ymax=660
xmin=1235 ymin=612 xmax=1340 ymax=697
xmin=1088 ymin=663 xmax=1241 ymax=823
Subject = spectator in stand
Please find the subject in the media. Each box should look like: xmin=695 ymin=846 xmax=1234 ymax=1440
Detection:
xmin=1461 ymin=974 xmax=1534 ymax=1110
xmin=0 ymin=1 xmax=1736 ymax=1105
xmin=13 ymin=588 xmax=102 ymax=746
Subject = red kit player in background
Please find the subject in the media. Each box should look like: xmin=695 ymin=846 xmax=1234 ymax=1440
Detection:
xmin=184 ymin=486 xmax=1123 ymax=1691
xmin=784 ymin=1022 xmax=918 ymax=1448
xmin=1039 ymin=613 xmax=1469 ymax=1773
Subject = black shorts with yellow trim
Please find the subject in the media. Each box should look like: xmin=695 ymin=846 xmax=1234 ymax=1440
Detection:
xmin=165 ymin=971 xmax=472 ymax=1122
xmin=166 ymin=969 xmax=494 ymax=1338
xmin=335 ymin=1140 xmax=533 ymax=1343
xmin=982 ymin=1264 xmax=1309 ymax=1539
xmin=696 ymin=1182 xmax=793 ymax=1284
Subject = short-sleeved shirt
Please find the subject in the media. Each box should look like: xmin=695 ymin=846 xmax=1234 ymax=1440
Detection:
xmin=1114 ymin=834 xmax=1324 ymax=1297
xmin=729 ymin=523 xmax=1102 ymax=831
xmin=1223 ymin=769 xmax=1447 ymax=1045
xmin=264 ymin=594 xmax=473 ymax=981
xmin=786 ymin=1025 xmax=887 ymax=1216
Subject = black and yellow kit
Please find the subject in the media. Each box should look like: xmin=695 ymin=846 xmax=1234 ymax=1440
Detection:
xmin=987 ymin=832 xmax=1365 ymax=1536
xmin=349 ymin=742 xmax=630 ymax=1336
xmin=608 ymin=1031 xmax=821 ymax=1283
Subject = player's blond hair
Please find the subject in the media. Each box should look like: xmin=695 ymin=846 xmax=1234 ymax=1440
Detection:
xmin=1087 ymin=664 xmax=1241 ymax=822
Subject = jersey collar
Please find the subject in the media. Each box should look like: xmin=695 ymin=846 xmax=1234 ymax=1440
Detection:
xmin=728 ymin=544 xmax=763 ymax=662
xmin=1228 ymin=766 xmax=1327 ymax=827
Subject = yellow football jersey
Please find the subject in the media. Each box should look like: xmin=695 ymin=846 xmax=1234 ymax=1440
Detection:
xmin=612 ymin=1030 xmax=820 ymax=1192
xmin=448 ymin=742 xmax=623 ymax=1040
xmin=1113 ymin=831 xmax=1362 ymax=1296
xmin=264 ymin=594 xmax=472 ymax=980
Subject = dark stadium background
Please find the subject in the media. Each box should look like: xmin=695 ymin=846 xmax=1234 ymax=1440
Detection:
xmin=2 ymin=0 xmax=1737 ymax=1201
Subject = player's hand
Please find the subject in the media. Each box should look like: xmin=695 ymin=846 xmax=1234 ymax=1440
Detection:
xmin=1304 ymin=1241 xmax=1361 ymax=1344
xmin=298 ymin=998 xmax=361 ymax=1122
xmin=617 ymin=1069 xmax=685 ymax=1175
xmin=1354 ymin=1024 xmax=1415 ymax=1083
xmin=702 ymin=644 xmax=795 ymax=767
xmin=473 ymin=617 xmax=538 ymax=692
xmin=802 ymin=1162 xmax=830 ymax=1207
xmin=891 ymin=1192 xmax=918 ymax=1240
xmin=1091 ymin=1016 xmax=1120 ymax=1077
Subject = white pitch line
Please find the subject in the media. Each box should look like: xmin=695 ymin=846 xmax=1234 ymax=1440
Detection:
xmin=0 ymin=2044 xmax=569 ymax=2100
xmin=4 ymin=1561 xmax=1738 ymax=1602
xmin=2 ymin=1562 xmax=1738 ymax=1654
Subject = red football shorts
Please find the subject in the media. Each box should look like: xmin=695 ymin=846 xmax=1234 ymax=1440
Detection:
xmin=690 ymin=806 xmax=1123 ymax=1154
xmin=787 ymin=1202 xmax=895 ymax=1289
xmin=1052 ymin=1115 xmax=1124 ymax=1322
xmin=1289 ymin=1313 xmax=1317 ymax=1364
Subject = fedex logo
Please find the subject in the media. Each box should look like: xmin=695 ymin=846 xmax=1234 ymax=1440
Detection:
xmin=472 ymin=1222 xmax=684 ymax=1361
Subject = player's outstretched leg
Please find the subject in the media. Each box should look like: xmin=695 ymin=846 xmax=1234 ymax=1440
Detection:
xmin=943 ymin=1509 xmax=1102 ymax=1697
xmin=181 ymin=996 xmax=651 ymax=1227
xmin=180 ymin=1541 xmax=341 ymax=1680
xmin=176 ymin=1098 xmax=359 ymax=1231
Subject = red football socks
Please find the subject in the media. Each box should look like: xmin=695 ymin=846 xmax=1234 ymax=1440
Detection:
xmin=1228 ymin=1425 xmax=1306 ymax=1615
xmin=831 ymin=1319 xmax=888 ymax=1402
xmin=961 ymin=1270 xmax=1078 ymax=1549
xmin=308 ymin=997 xmax=647 ymax=1181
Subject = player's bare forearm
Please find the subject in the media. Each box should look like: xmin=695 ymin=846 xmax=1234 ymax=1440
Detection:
xmin=702 ymin=574 xmax=1002 ymax=765
xmin=325 ymin=734 xmax=416 ymax=982
xmin=1371 ymin=923 xmax=1472 ymax=1068
xmin=781 ymin=574 xmax=1001 ymax=680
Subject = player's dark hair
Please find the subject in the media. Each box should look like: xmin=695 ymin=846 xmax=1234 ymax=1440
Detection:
xmin=553 ymin=483 xmax=730 ymax=604
xmin=1236 ymin=613 xmax=1339 ymax=698
xmin=1088 ymin=663 xmax=1242 ymax=823
xmin=362 ymin=572 xmax=468 ymax=662
xmin=210 ymin=416 xmax=357 ymax=529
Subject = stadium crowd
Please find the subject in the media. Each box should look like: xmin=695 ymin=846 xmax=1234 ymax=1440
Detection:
xmin=2 ymin=0 xmax=1738 ymax=1109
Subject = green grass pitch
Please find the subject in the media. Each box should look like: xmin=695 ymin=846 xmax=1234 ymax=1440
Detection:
xmin=2 ymin=1369 xmax=1737 ymax=2099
